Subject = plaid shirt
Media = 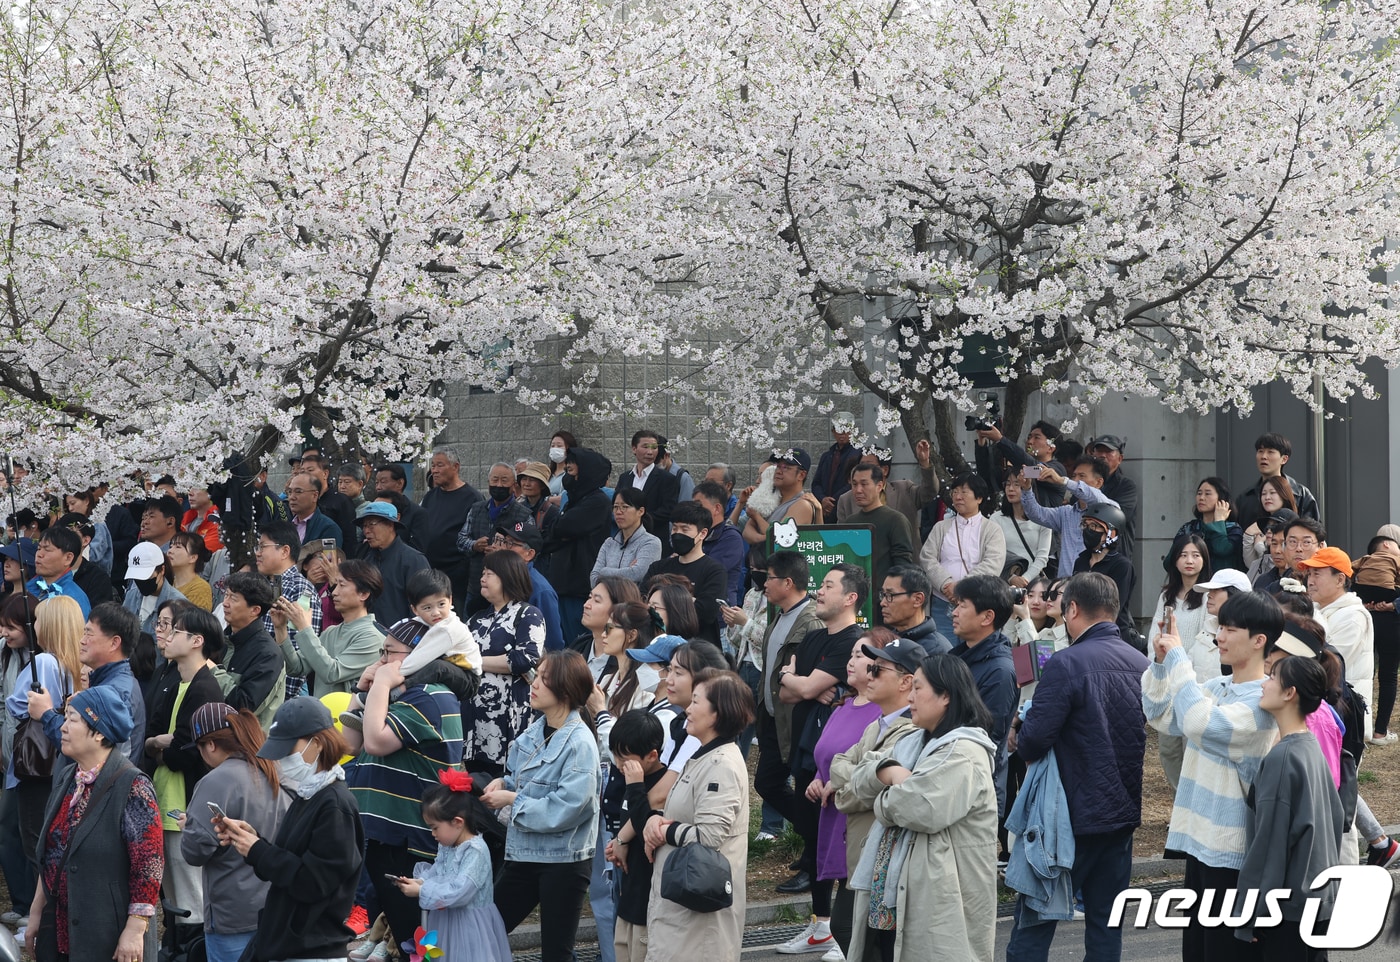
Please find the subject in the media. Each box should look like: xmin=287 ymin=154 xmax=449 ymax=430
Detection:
xmin=262 ymin=566 xmax=323 ymax=697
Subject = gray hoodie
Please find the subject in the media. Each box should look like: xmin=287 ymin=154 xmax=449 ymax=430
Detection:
xmin=181 ymin=757 xmax=291 ymax=934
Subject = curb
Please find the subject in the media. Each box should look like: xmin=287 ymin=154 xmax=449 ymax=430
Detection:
xmin=507 ymin=835 xmax=1400 ymax=951
xmin=508 ymin=894 xmax=817 ymax=951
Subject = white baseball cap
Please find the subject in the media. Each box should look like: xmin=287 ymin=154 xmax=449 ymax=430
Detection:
xmin=126 ymin=542 xmax=166 ymax=580
xmin=1192 ymin=569 xmax=1252 ymax=594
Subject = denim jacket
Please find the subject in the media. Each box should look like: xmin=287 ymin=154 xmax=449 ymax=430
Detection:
xmin=1003 ymin=748 xmax=1076 ymax=922
xmin=502 ymin=711 xmax=600 ymax=862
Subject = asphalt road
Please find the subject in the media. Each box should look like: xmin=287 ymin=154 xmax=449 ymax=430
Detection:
xmin=736 ymin=916 xmax=1400 ymax=961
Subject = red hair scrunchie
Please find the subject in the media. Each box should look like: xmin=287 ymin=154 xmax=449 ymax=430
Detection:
xmin=438 ymin=769 xmax=473 ymax=793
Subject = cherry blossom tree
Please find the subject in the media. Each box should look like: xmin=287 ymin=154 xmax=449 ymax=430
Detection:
xmin=3 ymin=0 xmax=1399 ymax=496
xmin=555 ymin=0 xmax=1400 ymax=477
xmin=0 ymin=0 xmax=659 ymax=497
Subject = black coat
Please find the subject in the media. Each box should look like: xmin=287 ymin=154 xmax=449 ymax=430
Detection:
xmin=543 ymin=448 xmax=613 ymax=598
xmin=615 ymin=466 xmax=680 ymax=538
xmin=142 ymin=664 xmax=225 ymax=801
xmin=224 ymin=623 xmax=283 ymax=717
xmin=243 ymin=779 xmax=364 ymax=961
xmin=73 ymin=558 xmax=116 ymax=608
xmin=317 ymin=490 xmax=358 ymax=549
xmin=1073 ymin=549 xmax=1139 ymax=644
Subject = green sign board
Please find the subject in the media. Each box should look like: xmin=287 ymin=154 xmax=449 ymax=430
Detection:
xmin=768 ymin=523 xmax=875 ymax=628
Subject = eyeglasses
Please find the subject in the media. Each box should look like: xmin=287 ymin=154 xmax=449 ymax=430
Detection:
xmin=155 ymin=619 xmax=174 ymax=631
xmin=379 ymin=647 xmax=411 ymax=658
xmin=603 ymin=622 xmax=619 ymax=633
xmin=1285 ymin=538 xmax=1318 ymax=549
xmin=878 ymin=590 xmax=912 ymax=602
xmin=491 ymin=535 xmax=525 ymax=548
xmin=764 ymin=574 xmax=788 ymax=583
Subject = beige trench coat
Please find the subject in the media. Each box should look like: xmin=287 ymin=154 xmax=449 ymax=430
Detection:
xmin=844 ymin=730 xmax=1000 ymax=962
xmin=645 ymin=742 xmax=749 ymax=961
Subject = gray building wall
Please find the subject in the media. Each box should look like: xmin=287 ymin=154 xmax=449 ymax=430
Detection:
xmin=1215 ymin=357 xmax=1394 ymax=555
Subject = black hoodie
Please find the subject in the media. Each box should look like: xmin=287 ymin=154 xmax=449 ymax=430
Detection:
xmin=542 ymin=447 xmax=613 ymax=597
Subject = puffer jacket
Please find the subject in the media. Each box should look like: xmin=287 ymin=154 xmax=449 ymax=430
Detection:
xmin=1017 ymin=620 xmax=1150 ymax=833
xmin=901 ymin=617 xmax=952 ymax=656
xmin=542 ymin=448 xmax=613 ymax=598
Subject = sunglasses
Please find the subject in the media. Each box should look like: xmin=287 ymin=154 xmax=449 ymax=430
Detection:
xmin=867 ymin=662 xmax=908 ymax=679
xmin=1046 ymin=589 xmax=1062 ymax=600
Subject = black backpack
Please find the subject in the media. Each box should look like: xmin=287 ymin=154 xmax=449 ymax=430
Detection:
xmin=1335 ymin=680 xmax=1368 ymax=831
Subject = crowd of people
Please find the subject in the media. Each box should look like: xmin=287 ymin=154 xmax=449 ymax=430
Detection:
xmin=0 ymin=420 xmax=1393 ymax=962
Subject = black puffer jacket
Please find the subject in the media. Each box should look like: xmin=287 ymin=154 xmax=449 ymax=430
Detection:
xmin=542 ymin=448 xmax=613 ymax=598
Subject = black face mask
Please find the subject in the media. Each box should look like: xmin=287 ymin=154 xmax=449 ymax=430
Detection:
xmin=489 ymin=485 xmax=513 ymax=503
xmin=135 ymin=576 xmax=160 ymax=597
xmin=562 ymin=471 xmax=578 ymax=492
xmin=1082 ymin=528 xmax=1105 ymax=552
xmin=750 ymin=570 xmax=767 ymax=591
xmin=671 ymin=534 xmax=696 ymax=557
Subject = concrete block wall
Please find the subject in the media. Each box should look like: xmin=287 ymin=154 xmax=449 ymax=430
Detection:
xmin=437 ymin=331 xmax=860 ymax=492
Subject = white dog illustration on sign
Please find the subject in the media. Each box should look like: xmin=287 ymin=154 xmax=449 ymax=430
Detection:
xmin=772 ymin=518 xmax=800 ymax=548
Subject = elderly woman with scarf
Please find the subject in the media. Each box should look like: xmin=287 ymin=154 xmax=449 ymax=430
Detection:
xmin=26 ymin=686 xmax=163 ymax=962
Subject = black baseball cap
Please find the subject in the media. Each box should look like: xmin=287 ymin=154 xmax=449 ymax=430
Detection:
xmin=495 ymin=518 xmax=543 ymax=552
xmin=775 ymin=448 xmax=812 ymax=473
xmin=862 ymin=637 xmax=924 ymax=675
xmin=257 ymin=697 xmax=334 ymax=759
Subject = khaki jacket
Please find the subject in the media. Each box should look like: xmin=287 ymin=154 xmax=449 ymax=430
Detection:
xmin=645 ymin=743 xmax=748 ymax=960
xmin=760 ymin=598 xmax=823 ymax=760
xmin=831 ymin=710 xmax=915 ymax=878
xmin=844 ymin=730 xmax=1000 ymax=962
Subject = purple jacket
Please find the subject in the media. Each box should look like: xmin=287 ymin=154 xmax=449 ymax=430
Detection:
xmin=1017 ymin=620 xmax=1150 ymax=834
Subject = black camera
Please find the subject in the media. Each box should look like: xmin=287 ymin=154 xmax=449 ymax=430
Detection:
xmin=1009 ymin=587 xmax=1027 ymax=604
xmin=963 ymin=393 xmax=1001 ymax=432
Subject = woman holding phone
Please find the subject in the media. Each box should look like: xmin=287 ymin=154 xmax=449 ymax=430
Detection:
xmin=180 ymin=704 xmax=289 ymax=962
xmin=215 ymin=697 xmax=362 ymax=962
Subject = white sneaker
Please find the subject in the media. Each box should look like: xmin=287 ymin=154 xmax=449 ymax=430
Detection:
xmin=820 ymin=944 xmax=847 ymax=962
xmin=776 ymin=917 xmax=836 ymax=954
xmin=754 ymin=831 xmax=778 ymax=842
xmin=350 ymin=940 xmax=390 ymax=962
xmin=1368 ymin=732 xmax=1398 ymax=746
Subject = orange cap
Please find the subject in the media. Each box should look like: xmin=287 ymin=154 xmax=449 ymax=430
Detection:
xmin=1297 ymin=546 xmax=1353 ymax=577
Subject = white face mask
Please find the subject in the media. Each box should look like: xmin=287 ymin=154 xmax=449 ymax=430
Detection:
xmin=276 ymin=747 xmax=317 ymax=789
xmin=548 ymin=447 xmax=567 ymax=464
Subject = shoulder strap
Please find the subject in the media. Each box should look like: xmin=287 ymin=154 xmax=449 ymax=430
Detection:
xmin=1009 ymin=517 xmax=1035 ymax=557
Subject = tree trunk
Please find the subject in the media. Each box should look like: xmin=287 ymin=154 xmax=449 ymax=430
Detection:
xmin=930 ymin=398 xmax=971 ymax=479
